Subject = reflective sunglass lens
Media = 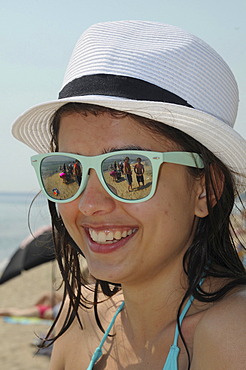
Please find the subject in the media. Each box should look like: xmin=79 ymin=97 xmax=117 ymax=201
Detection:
xmin=102 ymin=154 xmax=153 ymax=200
xmin=40 ymin=155 xmax=82 ymax=200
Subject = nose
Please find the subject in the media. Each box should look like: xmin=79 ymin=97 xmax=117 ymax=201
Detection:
xmin=78 ymin=169 xmax=116 ymax=216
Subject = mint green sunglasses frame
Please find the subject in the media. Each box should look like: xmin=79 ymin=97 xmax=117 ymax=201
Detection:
xmin=31 ymin=150 xmax=204 ymax=204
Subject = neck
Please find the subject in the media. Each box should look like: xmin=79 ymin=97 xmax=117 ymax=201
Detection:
xmin=119 ymin=261 xmax=188 ymax=347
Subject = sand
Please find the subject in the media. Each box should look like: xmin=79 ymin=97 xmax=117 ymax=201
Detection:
xmin=0 ymin=261 xmax=61 ymax=370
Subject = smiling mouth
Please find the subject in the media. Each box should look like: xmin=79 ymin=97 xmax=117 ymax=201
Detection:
xmin=88 ymin=228 xmax=137 ymax=244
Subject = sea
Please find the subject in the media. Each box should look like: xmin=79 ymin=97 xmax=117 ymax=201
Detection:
xmin=0 ymin=192 xmax=51 ymax=264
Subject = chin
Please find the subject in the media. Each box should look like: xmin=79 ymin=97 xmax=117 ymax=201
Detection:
xmin=86 ymin=262 xmax=124 ymax=285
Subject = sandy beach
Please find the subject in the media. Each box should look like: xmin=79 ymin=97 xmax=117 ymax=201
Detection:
xmin=0 ymin=261 xmax=61 ymax=370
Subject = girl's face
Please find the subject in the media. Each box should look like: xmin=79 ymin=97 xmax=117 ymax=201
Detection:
xmin=57 ymin=112 xmax=205 ymax=285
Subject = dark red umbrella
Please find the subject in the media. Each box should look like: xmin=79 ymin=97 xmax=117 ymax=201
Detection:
xmin=0 ymin=225 xmax=55 ymax=284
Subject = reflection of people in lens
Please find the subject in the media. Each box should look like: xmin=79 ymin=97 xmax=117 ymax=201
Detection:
xmin=60 ymin=163 xmax=71 ymax=184
xmin=134 ymin=157 xmax=145 ymax=188
xmin=68 ymin=162 xmax=74 ymax=175
xmin=74 ymin=160 xmax=82 ymax=185
xmin=109 ymin=161 xmax=120 ymax=182
xmin=60 ymin=171 xmax=70 ymax=184
xmin=123 ymin=157 xmax=133 ymax=192
xmin=110 ymin=169 xmax=117 ymax=181
xmin=118 ymin=161 xmax=124 ymax=174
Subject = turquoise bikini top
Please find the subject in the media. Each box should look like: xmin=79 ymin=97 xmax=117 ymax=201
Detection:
xmin=87 ymin=294 xmax=195 ymax=370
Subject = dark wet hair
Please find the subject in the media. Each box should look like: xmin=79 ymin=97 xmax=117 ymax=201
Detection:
xmin=45 ymin=103 xmax=246 ymax=367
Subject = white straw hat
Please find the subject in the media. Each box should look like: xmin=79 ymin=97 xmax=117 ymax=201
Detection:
xmin=12 ymin=20 xmax=246 ymax=191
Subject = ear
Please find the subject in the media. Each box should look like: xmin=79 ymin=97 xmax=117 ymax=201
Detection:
xmin=194 ymin=176 xmax=209 ymax=218
xmin=194 ymin=164 xmax=225 ymax=218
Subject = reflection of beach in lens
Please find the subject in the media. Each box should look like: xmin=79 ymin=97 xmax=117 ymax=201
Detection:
xmin=103 ymin=158 xmax=153 ymax=200
xmin=41 ymin=156 xmax=80 ymax=200
xmin=43 ymin=172 xmax=79 ymax=200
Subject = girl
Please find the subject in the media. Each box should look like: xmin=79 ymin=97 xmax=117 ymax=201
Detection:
xmin=12 ymin=21 xmax=246 ymax=369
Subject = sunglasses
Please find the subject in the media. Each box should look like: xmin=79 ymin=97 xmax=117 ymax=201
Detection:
xmin=31 ymin=150 xmax=204 ymax=204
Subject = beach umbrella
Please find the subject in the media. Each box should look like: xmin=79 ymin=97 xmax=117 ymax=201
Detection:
xmin=0 ymin=225 xmax=55 ymax=284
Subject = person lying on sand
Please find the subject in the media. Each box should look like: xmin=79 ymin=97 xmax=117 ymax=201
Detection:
xmin=0 ymin=291 xmax=61 ymax=320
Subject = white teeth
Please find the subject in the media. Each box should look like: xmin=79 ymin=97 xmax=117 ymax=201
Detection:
xmin=89 ymin=228 xmax=136 ymax=244
xmin=107 ymin=231 xmax=114 ymax=240
xmin=91 ymin=230 xmax=98 ymax=241
xmin=114 ymin=231 xmax=122 ymax=240
xmin=98 ymin=231 xmax=107 ymax=243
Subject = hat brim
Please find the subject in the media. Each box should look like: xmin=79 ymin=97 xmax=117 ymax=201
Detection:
xmin=12 ymin=96 xmax=246 ymax=193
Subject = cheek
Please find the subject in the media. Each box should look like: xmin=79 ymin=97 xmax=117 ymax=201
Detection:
xmin=58 ymin=203 xmax=67 ymax=218
xmin=58 ymin=203 xmax=77 ymax=230
xmin=57 ymin=202 xmax=86 ymax=249
xmin=150 ymin=168 xmax=196 ymax=227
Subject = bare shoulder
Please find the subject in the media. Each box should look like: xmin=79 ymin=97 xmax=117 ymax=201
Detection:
xmin=191 ymin=287 xmax=246 ymax=370
xmin=50 ymin=293 xmax=88 ymax=370
xmin=49 ymin=287 xmax=123 ymax=370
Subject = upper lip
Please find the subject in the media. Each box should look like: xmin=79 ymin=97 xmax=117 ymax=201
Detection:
xmin=81 ymin=223 xmax=138 ymax=232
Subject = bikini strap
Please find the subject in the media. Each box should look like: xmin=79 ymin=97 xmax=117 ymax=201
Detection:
xmin=87 ymin=301 xmax=125 ymax=370
xmin=88 ymin=279 xmax=204 ymax=369
xmin=172 ymin=295 xmax=194 ymax=347
xmin=163 ymin=279 xmax=205 ymax=370
xmin=173 ymin=278 xmax=205 ymax=346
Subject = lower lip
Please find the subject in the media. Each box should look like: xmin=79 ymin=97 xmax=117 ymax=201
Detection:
xmin=86 ymin=231 xmax=136 ymax=254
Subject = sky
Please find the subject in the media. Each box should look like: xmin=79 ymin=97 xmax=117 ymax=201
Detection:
xmin=1 ymin=0 xmax=245 ymax=193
